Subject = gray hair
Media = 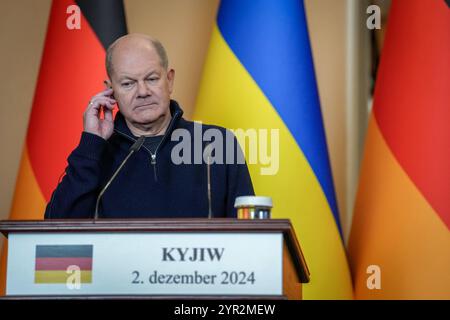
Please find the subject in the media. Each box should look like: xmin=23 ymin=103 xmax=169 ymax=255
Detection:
xmin=105 ymin=36 xmax=169 ymax=78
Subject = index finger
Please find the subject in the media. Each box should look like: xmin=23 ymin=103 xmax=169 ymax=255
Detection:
xmin=93 ymin=88 xmax=113 ymax=99
xmin=101 ymin=88 xmax=113 ymax=96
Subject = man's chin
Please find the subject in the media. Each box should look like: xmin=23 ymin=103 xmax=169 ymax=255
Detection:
xmin=134 ymin=106 xmax=158 ymax=116
xmin=130 ymin=109 xmax=164 ymax=125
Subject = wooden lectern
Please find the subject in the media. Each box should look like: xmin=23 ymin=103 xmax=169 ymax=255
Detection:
xmin=0 ymin=219 xmax=309 ymax=300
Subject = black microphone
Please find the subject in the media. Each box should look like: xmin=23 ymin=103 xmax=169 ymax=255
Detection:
xmin=94 ymin=135 xmax=145 ymax=219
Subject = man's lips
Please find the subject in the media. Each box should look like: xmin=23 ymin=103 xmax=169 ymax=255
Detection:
xmin=134 ymin=103 xmax=157 ymax=110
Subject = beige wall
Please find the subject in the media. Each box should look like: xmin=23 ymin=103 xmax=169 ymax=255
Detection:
xmin=305 ymin=0 xmax=349 ymax=239
xmin=0 ymin=0 xmax=366 ymax=249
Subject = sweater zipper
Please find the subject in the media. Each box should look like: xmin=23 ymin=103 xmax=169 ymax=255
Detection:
xmin=114 ymin=111 xmax=180 ymax=181
xmin=150 ymin=113 xmax=180 ymax=181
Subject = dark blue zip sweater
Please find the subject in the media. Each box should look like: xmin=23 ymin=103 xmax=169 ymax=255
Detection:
xmin=44 ymin=100 xmax=254 ymax=219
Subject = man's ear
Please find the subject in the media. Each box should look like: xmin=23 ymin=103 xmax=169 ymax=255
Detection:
xmin=167 ymin=69 xmax=175 ymax=94
xmin=104 ymin=79 xmax=112 ymax=89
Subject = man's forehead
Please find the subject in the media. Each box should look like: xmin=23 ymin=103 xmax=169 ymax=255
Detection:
xmin=113 ymin=42 xmax=158 ymax=62
xmin=112 ymin=47 xmax=162 ymax=76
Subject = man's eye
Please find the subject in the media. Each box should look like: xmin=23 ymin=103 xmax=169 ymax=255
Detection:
xmin=121 ymin=82 xmax=133 ymax=87
xmin=147 ymin=78 xmax=159 ymax=82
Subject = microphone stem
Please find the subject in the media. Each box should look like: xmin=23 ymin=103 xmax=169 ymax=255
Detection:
xmin=207 ymin=154 xmax=212 ymax=219
xmin=94 ymin=135 xmax=145 ymax=220
xmin=94 ymin=149 xmax=136 ymax=219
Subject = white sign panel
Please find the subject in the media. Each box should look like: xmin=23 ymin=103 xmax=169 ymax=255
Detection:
xmin=6 ymin=232 xmax=282 ymax=296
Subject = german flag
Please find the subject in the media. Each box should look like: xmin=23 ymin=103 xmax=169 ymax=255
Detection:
xmin=0 ymin=0 xmax=127 ymax=295
xmin=348 ymin=0 xmax=450 ymax=299
xmin=34 ymin=245 xmax=93 ymax=284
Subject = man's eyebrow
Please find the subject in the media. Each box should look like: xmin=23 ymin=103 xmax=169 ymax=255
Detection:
xmin=118 ymin=71 xmax=159 ymax=81
xmin=118 ymin=75 xmax=136 ymax=81
xmin=144 ymin=71 xmax=159 ymax=77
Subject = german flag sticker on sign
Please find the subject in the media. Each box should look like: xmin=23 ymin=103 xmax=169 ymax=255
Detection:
xmin=34 ymin=245 xmax=93 ymax=284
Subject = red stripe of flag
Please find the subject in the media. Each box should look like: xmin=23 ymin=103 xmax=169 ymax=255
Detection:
xmin=373 ymin=0 xmax=450 ymax=228
xmin=35 ymin=257 xmax=92 ymax=271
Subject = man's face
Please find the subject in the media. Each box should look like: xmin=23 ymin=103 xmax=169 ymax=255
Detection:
xmin=109 ymin=43 xmax=174 ymax=127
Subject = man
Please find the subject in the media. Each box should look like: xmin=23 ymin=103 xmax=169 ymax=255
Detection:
xmin=45 ymin=33 xmax=254 ymax=219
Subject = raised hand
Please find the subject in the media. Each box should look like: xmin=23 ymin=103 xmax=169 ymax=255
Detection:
xmin=83 ymin=88 xmax=117 ymax=140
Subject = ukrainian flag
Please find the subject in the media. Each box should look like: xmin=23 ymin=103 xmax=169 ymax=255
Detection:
xmin=194 ymin=0 xmax=353 ymax=299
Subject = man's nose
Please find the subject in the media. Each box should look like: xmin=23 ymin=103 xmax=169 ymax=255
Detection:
xmin=136 ymin=80 xmax=151 ymax=98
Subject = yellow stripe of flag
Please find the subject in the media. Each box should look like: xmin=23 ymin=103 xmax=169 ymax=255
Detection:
xmin=34 ymin=271 xmax=92 ymax=284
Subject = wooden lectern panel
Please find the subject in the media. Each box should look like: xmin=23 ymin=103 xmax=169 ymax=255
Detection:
xmin=0 ymin=218 xmax=309 ymax=300
xmin=283 ymin=242 xmax=302 ymax=300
